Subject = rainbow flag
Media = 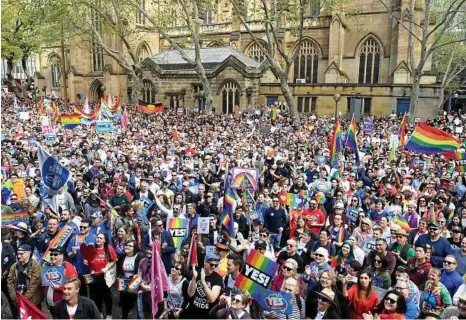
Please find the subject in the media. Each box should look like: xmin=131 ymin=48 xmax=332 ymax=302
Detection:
xmin=346 ymin=114 xmax=360 ymax=165
xmin=220 ymin=179 xmax=235 ymax=241
xmin=455 ymin=152 xmax=466 ymax=172
xmin=235 ymin=249 xmax=280 ymax=296
xmin=399 ymin=114 xmax=407 ymax=147
xmin=329 ymin=119 xmax=342 ymax=168
xmin=217 ymin=258 xmax=228 ymax=277
xmin=74 ymin=105 xmax=101 ymax=120
xmin=394 ymin=215 xmax=411 ymax=232
xmin=138 ymin=100 xmax=163 ymax=113
xmin=405 ymin=122 xmax=461 ymax=154
xmin=42 ymin=225 xmax=74 ymax=262
xmin=166 ymin=218 xmax=189 ymax=251
xmin=315 ymin=192 xmax=326 ymax=204
xmin=2 ymin=211 xmax=30 ymax=226
xmin=60 ymin=114 xmax=81 ymax=129
xmin=337 ymin=227 xmax=345 ymax=243
xmin=278 ymin=192 xmax=304 ymax=208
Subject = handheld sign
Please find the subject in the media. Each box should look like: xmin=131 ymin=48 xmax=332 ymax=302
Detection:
xmin=41 ymin=265 xmax=66 ymax=286
xmin=166 ymin=218 xmax=189 ymax=252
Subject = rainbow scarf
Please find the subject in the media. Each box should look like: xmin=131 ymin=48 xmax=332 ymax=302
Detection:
xmin=329 ymin=119 xmax=342 ymax=168
xmin=405 ymin=122 xmax=461 ymax=154
xmin=346 ymin=115 xmax=360 ymax=165
xmin=399 ymin=114 xmax=407 ymax=147
xmin=2 ymin=211 xmax=29 ymax=226
xmin=235 ymin=249 xmax=280 ymax=296
xmin=42 ymin=225 xmax=74 ymax=262
xmin=60 ymin=114 xmax=81 ymax=129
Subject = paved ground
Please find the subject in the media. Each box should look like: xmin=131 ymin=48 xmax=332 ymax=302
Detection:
xmin=1 ymin=286 xmax=138 ymax=319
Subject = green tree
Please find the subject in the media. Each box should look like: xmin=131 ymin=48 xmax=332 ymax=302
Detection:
xmin=134 ymin=0 xmax=215 ymax=112
xmin=380 ymin=0 xmax=466 ymax=118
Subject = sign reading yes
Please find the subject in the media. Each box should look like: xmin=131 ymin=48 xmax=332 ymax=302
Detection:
xmin=242 ymin=264 xmax=272 ymax=287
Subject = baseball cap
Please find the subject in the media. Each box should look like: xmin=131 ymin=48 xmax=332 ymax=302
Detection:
xmin=18 ymin=244 xmax=32 ymax=252
xmin=254 ymin=240 xmax=267 ymax=250
xmin=90 ymin=211 xmax=103 ymax=219
xmin=205 ymin=252 xmax=220 ymax=261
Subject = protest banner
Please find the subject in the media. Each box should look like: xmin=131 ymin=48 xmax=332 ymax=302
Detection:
xmin=166 ymin=218 xmax=189 ymax=251
xmin=278 ymin=192 xmax=304 ymax=208
xmin=2 ymin=211 xmax=30 ymax=226
xmin=255 ymin=287 xmax=293 ymax=315
xmin=231 ymin=168 xmax=259 ymax=190
xmin=40 ymin=265 xmax=66 ymax=286
xmin=96 ymin=121 xmax=113 ymax=133
xmin=235 ymin=249 xmax=279 ymax=296
xmin=456 ymin=152 xmax=466 ymax=172
xmin=197 ymin=217 xmax=209 ymax=234
xmin=363 ymin=237 xmax=377 ymax=253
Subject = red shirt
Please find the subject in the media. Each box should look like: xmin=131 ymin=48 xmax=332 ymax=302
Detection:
xmin=89 ymin=245 xmax=117 ymax=274
xmin=347 ymin=285 xmax=379 ymax=319
xmin=302 ymin=208 xmax=325 ymax=234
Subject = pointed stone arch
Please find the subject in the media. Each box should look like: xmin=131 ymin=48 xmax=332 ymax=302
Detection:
xmin=89 ymin=79 xmax=104 ymax=103
xmin=354 ymin=33 xmax=386 ymax=58
xmin=136 ymin=42 xmax=152 ymax=62
xmin=206 ymin=41 xmax=224 ymax=48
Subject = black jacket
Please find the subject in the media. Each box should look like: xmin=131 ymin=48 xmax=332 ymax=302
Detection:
xmin=116 ymin=252 xmax=145 ymax=277
xmin=52 ymin=296 xmax=101 ymax=319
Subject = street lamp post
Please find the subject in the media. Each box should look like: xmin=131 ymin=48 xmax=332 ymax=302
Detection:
xmin=333 ymin=93 xmax=341 ymax=119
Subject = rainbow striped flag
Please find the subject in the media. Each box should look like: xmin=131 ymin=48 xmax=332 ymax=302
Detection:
xmin=455 ymin=152 xmax=466 ymax=172
xmin=220 ymin=179 xmax=235 ymax=241
xmin=60 ymin=114 xmax=81 ymax=129
xmin=166 ymin=218 xmax=189 ymax=251
xmin=405 ymin=122 xmax=461 ymax=154
xmin=346 ymin=114 xmax=360 ymax=165
xmin=329 ymin=119 xmax=342 ymax=168
xmin=235 ymin=249 xmax=280 ymax=297
xmin=138 ymin=100 xmax=163 ymax=113
xmin=278 ymin=192 xmax=304 ymax=208
xmin=394 ymin=215 xmax=411 ymax=232
xmin=315 ymin=192 xmax=326 ymax=204
xmin=42 ymin=225 xmax=74 ymax=262
xmin=399 ymin=114 xmax=407 ymax=147
xmin=337 ymin=227 xmax=345 ymax=243
xmin=2 ymin=211 xmax=30 ymax=226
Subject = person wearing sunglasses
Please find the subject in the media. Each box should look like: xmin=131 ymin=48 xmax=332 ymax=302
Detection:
xmin=185 ymin=252 xmax=223 ymax=318
xmin=308 ymin=288 xmax=339 ymax=319
xmin=267 ymin=278 xmax=305 ymax=319
xmin=7 ymin=244 xmax=42 ymax=313
xmin=162 ymin=261 xmax=188 ymax=319
xmin=415 ymin=221 xmax=453 ymax=268
xmin=363 ymin=290 xmax=406 ymax=319
xmin=215 ymin=292 xmax=251 ymax=319
xmin=271 ymin=259 xmax=299 ymax=293
xmin=440 ymin=255 xmax=463 ymax=298
xmin=65 ymin=219 xmax=96 ymax=297
xmin=43 ymin=247 xmax=78 ymax=309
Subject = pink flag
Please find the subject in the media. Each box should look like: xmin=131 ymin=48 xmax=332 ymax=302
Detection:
xmin=151 ymin=244 xmax=170 ymax=317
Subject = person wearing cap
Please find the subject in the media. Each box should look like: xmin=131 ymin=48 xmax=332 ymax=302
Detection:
xmin=449 ymin=226 xmax=464 ymax=249
xmin=43 ymin=247 xmax=78 ymax=308
xmin=308 ymin=288 xmax=339 ymax=319
xmin=390 ymin=229 xmax=414 ymax=270
xmin=7 ymin=244 xmax=42 ymax=310
xmin=185 ymin=252 xmax=223 ymax=318
xmin=181 ymin=181 xmax=195 ymax=204
xmin=415 ymin=220 xmax=453 ymax=268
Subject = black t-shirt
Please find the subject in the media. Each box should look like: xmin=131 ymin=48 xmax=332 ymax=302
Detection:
xmin=190 ymin=271 xmax=223 ymax=316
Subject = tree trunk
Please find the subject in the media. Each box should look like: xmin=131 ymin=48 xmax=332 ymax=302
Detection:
xmin=6 ymin=57 xmax=25 ymax=100
xmin=279 ymin=77 xmax=299 ymax=120
xmin=194 ymin=63 xmax=213 ymax=113
xmin=131 ymin=74 xmax=143 ymax=105
xmin=409 ymin=69 xmax=422 ymax=118
xmin=437 ymin=89 xmax=445 ymax=111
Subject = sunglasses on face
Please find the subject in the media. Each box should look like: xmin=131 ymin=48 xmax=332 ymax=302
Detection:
xmin=50 ymin=253 xmax=60 ymax=257
xmin=283 ymin=266 xmax=294 ymax=272
xmin=208 ymin=263 xmax=219 ymax=268
xmin=233 ymin=298 xmax=242 ymax=304
xmin=172 ymin=266 xmax=182 ymax=271
xmin=318 ymin=296 xmax=332 ymax=303
xmin=80 ymin=226 xmax=89 ymax=229
xmin=385 ymin=297 xmax=397 ymax=304
xmin=444 ymin=260 xmax=456 ymax=265
xmin=315 ymin=253 xmax=324 ymax=258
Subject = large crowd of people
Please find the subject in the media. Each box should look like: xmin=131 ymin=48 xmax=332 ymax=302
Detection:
xmin=2 ymin=92 xmax=466 ymax=320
